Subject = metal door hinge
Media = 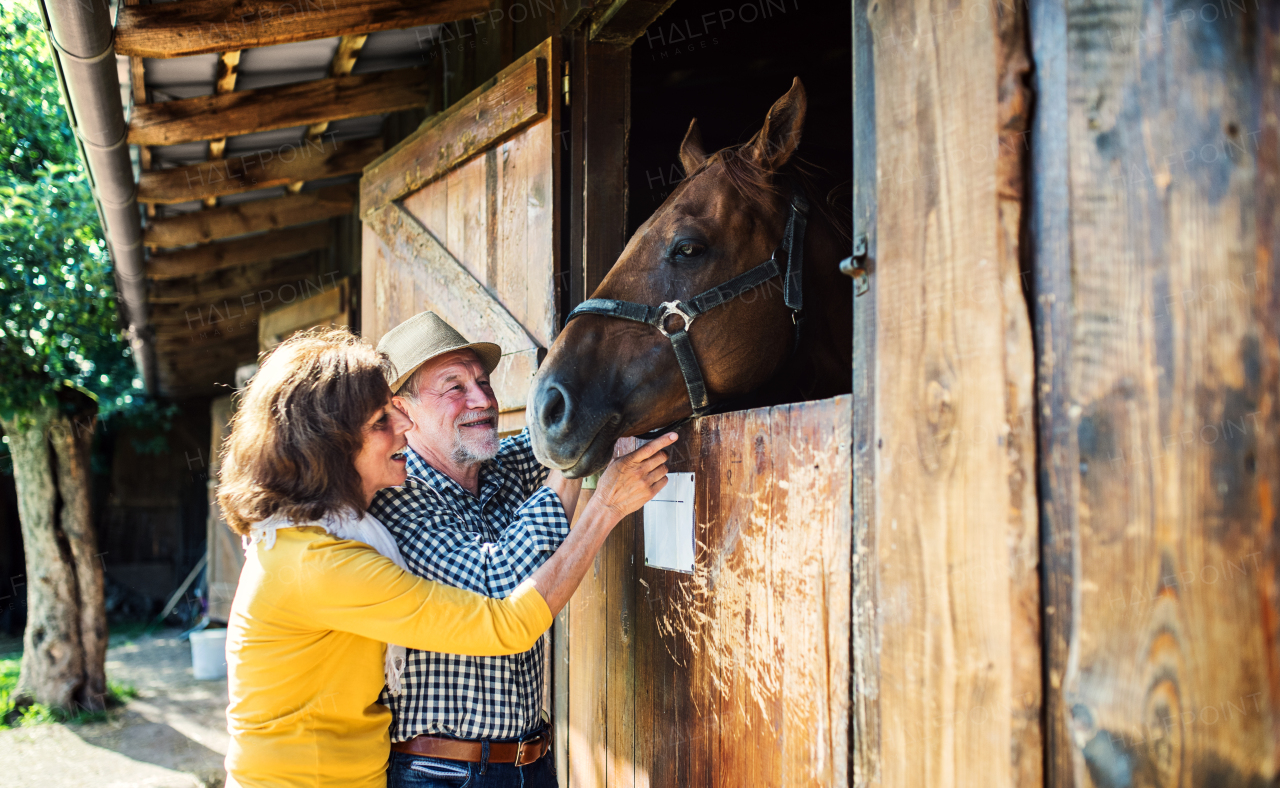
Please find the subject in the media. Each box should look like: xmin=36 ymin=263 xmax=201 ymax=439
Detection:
xmin=562 ymin=62 xmax=571 ymax=107
xmin=839 ymin=235 xmax=870 ymax=296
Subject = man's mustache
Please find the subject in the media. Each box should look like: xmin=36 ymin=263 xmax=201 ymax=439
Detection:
xmin=455 ymin=408 xmax=498 ymax=429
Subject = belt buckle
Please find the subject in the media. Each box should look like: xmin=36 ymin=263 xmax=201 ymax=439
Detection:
xmin=514 ymin=738 xmax=526 ymax=766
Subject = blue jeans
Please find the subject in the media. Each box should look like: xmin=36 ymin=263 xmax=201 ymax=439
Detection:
xmin=386 ymin=748 xmax=557 ymax=788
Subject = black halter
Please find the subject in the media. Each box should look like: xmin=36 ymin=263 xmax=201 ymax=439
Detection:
xmin=565 ymin=183 xmax=810 ymax=438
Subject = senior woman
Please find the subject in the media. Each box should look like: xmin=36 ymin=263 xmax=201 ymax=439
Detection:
xmin=217 ymin=329 xmax=675 ymax=787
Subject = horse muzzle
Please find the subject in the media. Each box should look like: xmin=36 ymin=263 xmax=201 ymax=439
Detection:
xmin=528 ymin=373 xmax=624 ymax=478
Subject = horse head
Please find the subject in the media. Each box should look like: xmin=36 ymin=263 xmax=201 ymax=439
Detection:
xmin=530 ymin=78 xmax=846 ymax=477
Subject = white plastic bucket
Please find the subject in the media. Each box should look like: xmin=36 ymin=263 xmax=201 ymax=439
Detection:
xmin=190 ymin=629 xmax=228 ymax=680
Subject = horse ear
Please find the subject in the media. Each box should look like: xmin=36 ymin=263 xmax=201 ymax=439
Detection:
xmin=749 ymin=77 xmax=807 ymax=171
xmin=679 ymin=118 xmax=708 ymax=176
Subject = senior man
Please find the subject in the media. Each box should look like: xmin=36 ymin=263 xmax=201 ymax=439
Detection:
xmin=368 ymin=311 xmax=618 ymax=788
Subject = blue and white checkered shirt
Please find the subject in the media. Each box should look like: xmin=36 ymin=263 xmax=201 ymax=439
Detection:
xmin=368 ymin=429 xmax=570 ymax=742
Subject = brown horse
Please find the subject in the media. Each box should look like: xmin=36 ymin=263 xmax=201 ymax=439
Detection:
xmin=529 ymin=78 xmax=852 ymax=477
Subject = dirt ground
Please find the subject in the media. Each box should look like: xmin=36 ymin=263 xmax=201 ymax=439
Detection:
xmin=0 ymin=629 xmax=229 ymax=788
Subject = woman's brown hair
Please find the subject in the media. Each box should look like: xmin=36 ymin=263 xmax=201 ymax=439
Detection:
xmin=217 ymin=328 xmax=393 ymax=536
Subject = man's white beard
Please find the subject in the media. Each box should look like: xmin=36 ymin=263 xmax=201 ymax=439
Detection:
xmin=450 ymin=409 xmax=499 ymax=465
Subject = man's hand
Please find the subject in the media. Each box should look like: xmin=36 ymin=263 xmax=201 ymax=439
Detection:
xmin=545 ymin=470 xmax=584 ymax=520
xmin=528 ymin=433 xmax=678 ymax=615
xmin=593 ymin=433 xmax=677 ymax=518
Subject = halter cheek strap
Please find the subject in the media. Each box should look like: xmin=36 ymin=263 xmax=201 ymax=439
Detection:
xmin=566 ymin=183 xmax=810 ymax=436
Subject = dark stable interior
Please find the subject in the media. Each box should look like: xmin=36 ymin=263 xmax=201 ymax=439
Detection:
xmin=627 ymin=0 xmax=853 ymax=238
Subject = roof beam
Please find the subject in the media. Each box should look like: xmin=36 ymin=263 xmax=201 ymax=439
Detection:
xmin=150 ymin=299 xmax=268 ymax=329
xmin=288 ymin=34 xmax=368 ymax=194
xmin=147 ymin=225 xmax=333 ymax=279
xmin=115 ymin=0 xmax=489 ymax=59
xmin=129 ymin=67 xmax=429 ymax=146
xmin=147 ymin=255 xmax=320 ymax=304
xmin=138 ymin=136 xmax=382 ymax=204
xmin=205 ymin=51 xmax=242 ymax=207
xmin=143 ymin=185 xmax=356 ymax=247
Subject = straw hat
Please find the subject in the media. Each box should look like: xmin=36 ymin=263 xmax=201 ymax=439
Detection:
xmin=376 ymin=311 xmax=502 ymax=394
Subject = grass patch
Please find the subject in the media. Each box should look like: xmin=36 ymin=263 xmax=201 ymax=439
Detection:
xmin=0 ymin=654 xmax=138 ymax=728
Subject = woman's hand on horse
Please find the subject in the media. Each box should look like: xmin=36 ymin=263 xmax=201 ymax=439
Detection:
xmin=594 ymin=433 xmax=678 ymax=519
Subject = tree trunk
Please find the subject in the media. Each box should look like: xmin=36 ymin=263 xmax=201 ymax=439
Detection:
xmin=0 ymin=392 xmax=105 ymax=715
xmin=49 ymin=405 xmax=106 ymax=710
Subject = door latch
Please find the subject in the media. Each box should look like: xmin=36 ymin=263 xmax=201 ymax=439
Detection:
xmin=839 ymin=235 xmax=870 ymax=296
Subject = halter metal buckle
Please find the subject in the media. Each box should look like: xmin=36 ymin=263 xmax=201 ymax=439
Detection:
xmin=655 ymin=301 xmax=696 ymax=337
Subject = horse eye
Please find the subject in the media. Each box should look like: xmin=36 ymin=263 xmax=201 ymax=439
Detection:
xmin=674 ymin=240 xmax=706 ymax=258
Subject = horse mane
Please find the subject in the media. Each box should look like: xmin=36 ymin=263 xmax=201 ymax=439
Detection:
xmin=711 ymin=145 xmax=853 ymax=246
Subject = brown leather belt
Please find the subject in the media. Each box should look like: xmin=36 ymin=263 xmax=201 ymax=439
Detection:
xmin=391 ymin=726 xmax=552 ymax=767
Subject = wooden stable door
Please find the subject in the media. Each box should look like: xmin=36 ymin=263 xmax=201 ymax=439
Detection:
xmin=852 ymin=1 xmax=1280 ymax=787
xmin=359 ymin=38 xmax=562 ymax=433
xmin=566 ymin=397 xmax=854 ymax=788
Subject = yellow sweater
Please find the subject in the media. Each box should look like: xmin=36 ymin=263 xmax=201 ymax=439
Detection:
xmin=224 ymin=526 xmax=553 ymax=788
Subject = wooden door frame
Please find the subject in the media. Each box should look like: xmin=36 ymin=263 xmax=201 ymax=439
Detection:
xmin=850 ymin=0 xmax=878 ymax=782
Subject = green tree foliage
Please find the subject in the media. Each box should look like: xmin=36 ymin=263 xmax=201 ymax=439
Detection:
xmin=0 ymin=0 xmax=144 ymax=425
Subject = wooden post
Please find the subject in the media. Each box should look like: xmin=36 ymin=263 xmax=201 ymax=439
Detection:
xmin=854 ymin=0 xmax=1041 ymax=786
xmin=562 ymin=30 xmax=633 ymax=788
xmin=1031 ymin=0 xmax=1280 ymax=784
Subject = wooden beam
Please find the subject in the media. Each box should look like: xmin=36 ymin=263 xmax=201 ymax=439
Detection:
xmin=289 ymin=34 xmax=369 ymax=194
xmin=144 ymin=185 xmax=356 ymax=247
xmin=155 ymin=323 xmax=261 ymax=350
xmin=138 ymin=136 xmax=382 ymax=204
xmin=205 ymin=51 xmax=243 ymax=207
xmin=588 ymin=0 xmax=679 ymax=46
xmin=1034 ymin=2 xmax=1280 ymax=784
xmin=124 ymin=0 xmax=155 ymax=217
xmin=365 ymin=201 xmax=537 ymax=353
xmin=150 ymin=299 xmax=266 ymax=329
xmin=866 ymin=0 xmax=1040 ymax=785
xmin=361 ymin=49 xmax=547 ymax=217
xmin=129 ymin=67 xmax=428 ymax=146
xmin=147 ymin=225 xmax=332 ymax=280
xmin=147 ymin=256 xmax=319 ymax=304
xmin=115 ymin=0 xmax=490 ymax=59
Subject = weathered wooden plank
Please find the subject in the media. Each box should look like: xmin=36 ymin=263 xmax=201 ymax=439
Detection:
xmin=206 ymin=50 xmax=242 ymax=172
xmin=365 ymin=200 xmax=536 ymax=354
xmin=496 ymin=133 xmax=531 ymax=341
xmin=850 ymin=1 xmax=880 ymax=785
xmin=588 ymin=0 xmax=679 ymax=46
xmin=363 ymin=209 xmax=539 ymax=411
xmin=523 ymin=108 xmax=558 ymax=346
xmin=718 ymin=406 xmax=779 ymax=787
xmin=143 ymin=185 xmax=356 ymax=248
xmin=868 ymin=1 xmax=1039 ymax=786
xmin=1254 ymin=11 xmax=1280 ymax=780
xmin=444 ymin=154 xmax=490 ymax=285
xmin=567 ymin=38 xmax=628 ymax=309
xmin=568 ymin=480 xmax=609 ymax=788
xmin=129 ymin=68 xmax=431 ymax=146
xmin=146 ymin=255 xmax=318 ymax=304
xmin=359 ymin=221 xmax=387 ymax=340
xmin=1030 ymin=1 xmax=1280 ymax=785
xmin=626 ymin=399 xmax=852 ymax=788
xmin=115 ymin=0 xmax=489 ymax=59
xmin=147 ymin=225 xmax=332 ymax=280
xmin=258 ymin=278 xmax=349 ymax=349
xmin=139 ymin=137 xmax=382 ymax=204
xmin=1025 ymin=1 xmax=1074 ymax=785
xmin=360 ymin=45 xmax=550 ymax=217
xmin=995 ymin=4 xmax=1043 ymax=786
xmin=604 ymin=518 xmax=637 ymax=788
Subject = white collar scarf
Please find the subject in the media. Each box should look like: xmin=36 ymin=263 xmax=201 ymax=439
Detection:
xmin=245 ymin=509 xmax=408 ymax=695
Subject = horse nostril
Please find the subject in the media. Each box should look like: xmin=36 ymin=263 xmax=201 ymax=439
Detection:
xmin=539 ymin=382 xmax=569 ymax=433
